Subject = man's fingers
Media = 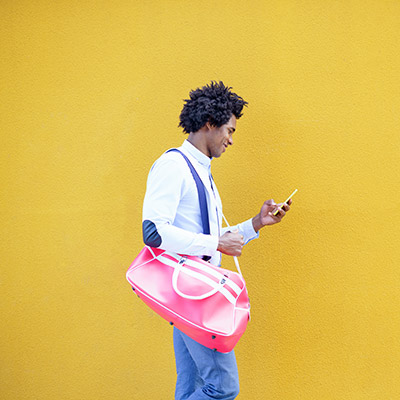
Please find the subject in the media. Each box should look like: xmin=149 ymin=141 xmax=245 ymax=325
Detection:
xmin=274 ymin=202 xmax=291 ymax=215
xmin=235 ymin=232 xmax=244 ymax=245
xmin=218 ymin=231 xmax=245 ymax=256
xmin=228 ymin=229 xmax=243 ymax=241
xmin=267 ymin=198 xmax=293 ymax=211
xmin=272 ymin=207 xmax=286 ymax=217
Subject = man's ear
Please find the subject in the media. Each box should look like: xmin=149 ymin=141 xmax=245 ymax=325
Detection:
xmin=205 ymin=121 xmax=213 ymax=131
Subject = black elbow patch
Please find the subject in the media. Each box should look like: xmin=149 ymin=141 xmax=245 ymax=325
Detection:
xmin=142 ymin=220 xmax=162 ymax=247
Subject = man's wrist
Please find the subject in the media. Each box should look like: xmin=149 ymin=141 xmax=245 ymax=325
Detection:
xmin=252 ymin=213 xmax=263 ymax=233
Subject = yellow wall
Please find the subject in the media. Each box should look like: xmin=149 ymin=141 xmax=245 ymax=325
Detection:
xmin=1 ymin=1 xmax=400 ymax=399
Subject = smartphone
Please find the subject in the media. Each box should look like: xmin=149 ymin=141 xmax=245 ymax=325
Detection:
xmin=272 ymin=189 xmax=298 ymax=216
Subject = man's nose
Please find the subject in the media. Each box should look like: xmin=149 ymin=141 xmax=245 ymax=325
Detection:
xmin=228 ymin=135 xmax=233 ymax=145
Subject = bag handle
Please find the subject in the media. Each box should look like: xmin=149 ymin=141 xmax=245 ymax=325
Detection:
xmin=221 ymin=213 xmax=243 ymax=277
xmin=171 ymin=258 xmax=227 ymax=300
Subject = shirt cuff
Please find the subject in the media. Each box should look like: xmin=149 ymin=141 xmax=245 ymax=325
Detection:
xmin=238 ymin=218 xmax=259 ymax=245
xmin=200 ymin=234 xmax=219 ymax=256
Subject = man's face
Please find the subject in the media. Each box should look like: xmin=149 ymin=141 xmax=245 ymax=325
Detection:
xmin=205 ymin=115 xmax=237 ymax=158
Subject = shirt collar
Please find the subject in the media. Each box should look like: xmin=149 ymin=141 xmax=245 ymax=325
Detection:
xmin=181 ymin=139 xmax=211 ymax=168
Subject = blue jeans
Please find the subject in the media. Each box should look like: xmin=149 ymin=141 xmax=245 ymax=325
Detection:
xmin=173 ymin=328 xmax=240 ymax=399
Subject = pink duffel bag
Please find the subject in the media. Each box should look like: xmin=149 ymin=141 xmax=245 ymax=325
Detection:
xmin=126 ymin=245 xmax=250 ymax=353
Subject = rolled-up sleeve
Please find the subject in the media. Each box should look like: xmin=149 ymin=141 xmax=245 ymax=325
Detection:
xmin=142 ymin=156 xmax=219 ymax=256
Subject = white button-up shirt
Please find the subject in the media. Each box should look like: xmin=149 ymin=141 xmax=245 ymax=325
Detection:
xmin=142 ymin=140 xmax=259 ymax=266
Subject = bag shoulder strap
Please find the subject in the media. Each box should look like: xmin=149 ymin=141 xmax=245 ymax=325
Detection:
xmin=166 ymin=149 xmax=210 ymax=236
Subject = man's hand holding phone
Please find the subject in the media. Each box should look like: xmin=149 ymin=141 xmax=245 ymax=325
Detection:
xmin=252 ymin=189 xmax=297 ymax=232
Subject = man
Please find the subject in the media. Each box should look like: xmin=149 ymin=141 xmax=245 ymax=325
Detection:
xmin=142 ymin=81 xmax=292 ymax=399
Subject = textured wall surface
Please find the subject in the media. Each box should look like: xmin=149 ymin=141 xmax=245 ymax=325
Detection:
xmin=1 ymin=1 xmax=400 ymax=399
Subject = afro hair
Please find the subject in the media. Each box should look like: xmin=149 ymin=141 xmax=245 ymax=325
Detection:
xmin=178 ymin=81 xmax=248 ymax=134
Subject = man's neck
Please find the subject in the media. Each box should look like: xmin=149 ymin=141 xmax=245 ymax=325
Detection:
xmin=187 ymin=131 xmax=210 ymax=158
